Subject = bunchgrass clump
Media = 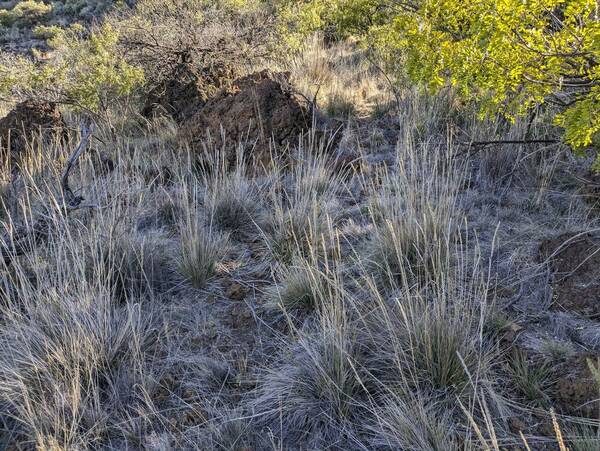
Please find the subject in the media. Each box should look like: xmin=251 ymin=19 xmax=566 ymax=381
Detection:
xmin=204 ymin=171 xmax=261 ymax=239
xmin=365 ymin=136 xmax=462 ymax=289
xmin=252 ymin=326 xmax=364 ymax=448
xmin=0 ymin=206 xmax=155 ymax=449
xmin=370 ymin=394 xmax=461 ymax=450
xmin=270 ymin=259 xmax=328 ymax=311
xmin=266 ymin=197 xmax=326 ymax=263
xmin=269 ymin=245 xmax=342 ymax=312
xmin=366 ymin=286 xmax=491 ymax=398
xmin=508 ymin=350 xmax=551 ymax=406
xmin=178 ymin=223 xmax=229 ymax=289
xmin=264 ymin=143 xmax=343 ymax=263
xmin=567 ymin=424 xmax=600 ymax=451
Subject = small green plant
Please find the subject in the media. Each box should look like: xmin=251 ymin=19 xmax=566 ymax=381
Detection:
xmin=508 ymin=351 xmax=551 ymax=406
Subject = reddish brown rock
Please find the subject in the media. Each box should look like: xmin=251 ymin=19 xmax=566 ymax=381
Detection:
xmin=181 ymin=70 xmax=311 ymax=164
xmin=226 ymin=282 xmax=248 ymax=301
xmin=142 ymin=57 xmax=237 ymax=124
xmin=0 ymin=100 xmax=65 ymax=166
xmin=539 ymin=233 xmax=600 ymax=317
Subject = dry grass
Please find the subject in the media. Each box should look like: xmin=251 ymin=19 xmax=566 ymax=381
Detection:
xmin=178 ymin=185 xmax=230 ymax=289
xmin=288 ymin=34 xmax=393 ymax=119
xmin=1 ymin=19 xmax=599 ymax=451
xmin=365 ymin=135 xmax=463 ymax=288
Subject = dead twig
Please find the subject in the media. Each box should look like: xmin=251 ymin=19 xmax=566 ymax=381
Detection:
xmin=1 ymin=122 xmax=96 ymax=265
xmin=61 ymin=122 xmax=94 ymax=209
xmin=462 ymin=139 xmax=559 ymax=148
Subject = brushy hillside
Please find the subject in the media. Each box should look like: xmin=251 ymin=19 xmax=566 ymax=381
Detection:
xmin=0 ymin=1 xmax=600 ymax=450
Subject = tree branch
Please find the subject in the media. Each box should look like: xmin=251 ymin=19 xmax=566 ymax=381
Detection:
xmin=461 ymin=139 xmax=560 ymax=149
xmin=1 ymin=122 xmax=96 ymax=265
xmin=61 ymin=122 xmax=94 ymax=209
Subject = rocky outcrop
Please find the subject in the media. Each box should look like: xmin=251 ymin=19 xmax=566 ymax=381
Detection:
xmin=0 ymin=100 xmax=65 ymax=166
xmin=181 ymin=70 xmax=311 ymax=164
xmin=141 ymin=59 xmax=237 ymax=124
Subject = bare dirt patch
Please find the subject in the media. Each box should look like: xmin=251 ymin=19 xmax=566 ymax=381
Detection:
xmin=540 ymin=233 xmax=600 ymax=318
xmin=554 ymin=354 xmax=600 ymax=418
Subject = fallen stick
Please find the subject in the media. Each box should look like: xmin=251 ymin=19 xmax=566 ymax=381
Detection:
xmin=1 ymin=122 xmax=95 ymax=265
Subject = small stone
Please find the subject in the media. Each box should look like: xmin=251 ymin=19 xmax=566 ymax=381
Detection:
xmin=508 ymin=417 xmax=527 ymax=433
xmin=182 ymin=388 xmax=196 ymax=400
xmin=502 ymin=322 xmax=524 ymax=343
xmin=226 ymin=282 xmax=248 ymax=301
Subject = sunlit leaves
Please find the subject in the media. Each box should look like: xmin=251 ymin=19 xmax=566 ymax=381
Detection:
xmin=286 ymin=0 xmax=600 ymax=163
xmin=0 ymin=24 xmax=144 ymax=113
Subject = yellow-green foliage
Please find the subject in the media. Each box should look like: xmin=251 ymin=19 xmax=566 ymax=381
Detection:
xmin=0 ymin=24 xmax=144 ymax=113
xmin=286 ymin=0 xmax=600 ymax=165
xmin=32 ymin=24 xmax=64 ymax=40
xmin=0 ymin=0 xmax=53 ymax=27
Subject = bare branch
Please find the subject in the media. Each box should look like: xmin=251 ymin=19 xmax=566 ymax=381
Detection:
xmin=61 ymin=122 xmax=94 ymax=209
xmin=464 ymin=139 xmax=560 ymax=147
xmin=1 ymin=122 xmax=96 ymax=266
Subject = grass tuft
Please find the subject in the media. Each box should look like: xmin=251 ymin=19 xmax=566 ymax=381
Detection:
xmin=178 ymin=223 xmax=229 ymax=289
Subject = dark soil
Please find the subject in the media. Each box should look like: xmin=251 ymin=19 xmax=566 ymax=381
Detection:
xmin=539 ymin=233 xmax=600 ymax=318
xmin=181 ymin=70 xmax=311 ymax=164
xmin=0 ymin=100 xmax=65 ymax=167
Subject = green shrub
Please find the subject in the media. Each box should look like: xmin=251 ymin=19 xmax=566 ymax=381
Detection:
xmin=32 ymin=25 xmax=63 ymax=40
xmin=0 ymin=23 xmax=144 ymax=114
xmin=0 ymin=1 xmax=52 ymax=28
xmin=284 ymin=0 xmax=600 ymax=168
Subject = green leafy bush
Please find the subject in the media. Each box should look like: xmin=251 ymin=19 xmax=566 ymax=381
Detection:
xmin=32 ymin=24 xmax=63 ymax=40
xmin=0 ymin=0 xmax=53 ymax=27
xmin=53 ymin=0 xmax=115 ymax=19
xmin=0 ymin=23 xmax=144 ymax=114
xmin=283 ymin=0 xmax=600 ymax=167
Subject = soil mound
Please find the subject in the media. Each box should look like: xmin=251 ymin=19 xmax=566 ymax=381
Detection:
xmin=142 ymin=59 xmax=237 ymax=124
xmin=181 ymin=70 xmax=311 ymax=163
xmin=0 ymin=100 xmax=65 ymax=165
xmin=539 ymin=233 xmax=600 ymax=317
